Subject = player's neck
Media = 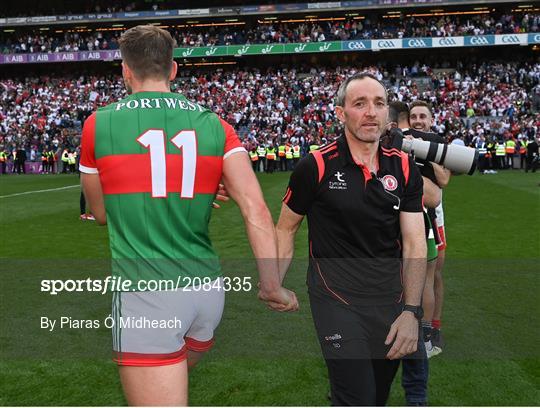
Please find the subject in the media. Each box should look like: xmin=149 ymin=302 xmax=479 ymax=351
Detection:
xmin=130 ymin=79 xmax=171 ymax=94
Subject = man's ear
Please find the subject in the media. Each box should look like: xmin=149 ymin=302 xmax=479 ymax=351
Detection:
xmin=169 ymin=61 xmax=178 ymax=82
xmin=121 ymin=62 xmax=134 ymax=82
xmin=335 ymin=105 xmax=345 ymax=124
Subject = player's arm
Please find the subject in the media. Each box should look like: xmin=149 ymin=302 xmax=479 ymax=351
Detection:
xmin=79 ymin=112 xmax=106 ymax=225
xmin=276 ymin=204 xmax=304 ymax=284
xmin=422 ymin=176 xmax=441 ymax=208
xmin=432 ymin=163 xmax=451 ymax=188
xmin=222 ymin=152 xmax=297 ymax=311
xmin=400 ymin=211 xmax=427 ymax=308
xmin=81 ymin=174 xmax=106 ymax=225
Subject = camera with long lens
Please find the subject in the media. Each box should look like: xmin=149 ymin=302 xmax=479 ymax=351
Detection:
xmin=387 ymin=128 xmax=478 ymax=175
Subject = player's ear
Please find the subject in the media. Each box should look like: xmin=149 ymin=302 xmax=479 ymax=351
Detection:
xmin=169 ymin=61 xmax=178 ymax=82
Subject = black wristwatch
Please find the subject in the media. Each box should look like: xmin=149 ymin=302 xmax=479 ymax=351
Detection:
xmin=403 ymin=304 xmax=424 ymax=320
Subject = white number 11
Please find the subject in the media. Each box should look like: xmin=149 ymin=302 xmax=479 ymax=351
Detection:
xmin=137 ymin=129 xmax=197 ymax=198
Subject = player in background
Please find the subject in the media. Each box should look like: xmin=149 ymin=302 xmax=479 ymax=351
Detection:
xmin=409 ymin=101 xmax=451 ymax=354
xmin=80 ymin=25 xmax=297 ymax=406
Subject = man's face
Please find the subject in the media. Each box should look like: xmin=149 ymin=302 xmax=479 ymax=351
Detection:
xmin=335 ymin=78 xmax=388 ymax=144
xmin=409 ymin=106 xmax=433 ymax=132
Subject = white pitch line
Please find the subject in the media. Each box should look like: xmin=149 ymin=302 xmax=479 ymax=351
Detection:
xmin=0 ymin=184 xmax=80 ymax=198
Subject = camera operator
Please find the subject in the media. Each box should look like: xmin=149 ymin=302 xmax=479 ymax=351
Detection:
xmin=409 ymin=101 xmax=451 ymax=356
xmin=389 ymin=101 xmax=440 ymax=406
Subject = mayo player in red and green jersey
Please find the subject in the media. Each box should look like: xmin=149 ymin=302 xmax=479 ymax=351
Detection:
xmin=80 ymin=25 xmax=298 ymax=406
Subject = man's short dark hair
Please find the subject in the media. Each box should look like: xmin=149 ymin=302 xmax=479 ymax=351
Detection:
xmin=336 ymin=72 xmax=387 ymax=107
xmin=388 ymin=101 xmax=410 ymax=124
xmin=119 ymin=25 xmax=176 ymax=81
xmin=409 ymin=100 xmax=433 ymax=113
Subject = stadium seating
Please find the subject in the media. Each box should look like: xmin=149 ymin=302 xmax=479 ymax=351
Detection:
xmin=1 ymin=12 xmax=538 ymax=54
xmin=1 ymin=62 xmax=538 ymax=157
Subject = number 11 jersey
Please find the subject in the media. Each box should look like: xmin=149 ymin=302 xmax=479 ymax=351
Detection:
xmin=79 ymin=91 xmax=245 ymax=286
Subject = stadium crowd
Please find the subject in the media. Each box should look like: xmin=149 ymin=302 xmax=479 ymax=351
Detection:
xmin=0 ymin=0 xmax=283 ymax=18
xmin=1 ymin=60 xmax=539 ymax=174
xmin=1 ymin=12 xmax=539 ymax=54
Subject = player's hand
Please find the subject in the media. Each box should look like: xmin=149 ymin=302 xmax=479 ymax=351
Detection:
xmin=258 ymin=286 xmax=299 ymax=312
xmin=385 ymin=311 xmax=418 ymax=360
xmin=212 ymin=183 xmax=230 ymax=209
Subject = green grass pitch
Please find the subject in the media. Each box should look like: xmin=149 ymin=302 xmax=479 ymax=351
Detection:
xmin=0 ymin=170 xmax=539 ymax=405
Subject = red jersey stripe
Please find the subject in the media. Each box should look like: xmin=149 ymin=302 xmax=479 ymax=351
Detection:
xmin=311 ymin=150 xmax=325 ymax=183
xmin=381 ymin=147 xmax=402 ymax=155
xmin=219 ymin=118 xmax=243 ymax=155
xmin=400 ymin=152 xmax=410 ymax=186
xmin=283 ymin=187 xmax=292 ymax=204
xmin=97 ymin=154 xmax=222 ymax=195
xmin=319 ymin=141 xmax=337 ymax=154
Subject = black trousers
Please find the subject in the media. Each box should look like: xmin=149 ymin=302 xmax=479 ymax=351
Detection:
xmin=309 ymin=293 xmax=402 ymax=406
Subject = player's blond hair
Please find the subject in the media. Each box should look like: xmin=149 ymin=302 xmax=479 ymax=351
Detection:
xmin=119 ymin=25 xmax=176 ymax=81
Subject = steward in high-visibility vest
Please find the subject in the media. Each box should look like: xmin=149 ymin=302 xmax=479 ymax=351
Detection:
xmin=68 ymin=152 xmax=77 ymax=173
xmin=495 ymin=142 xmax=506 ymax=169
xmin=41 ymin=150 xmax=49 ymax=173
xmin=278 ymin=144 xmax=287 ymax=172
xmin=285 ymin=145 xmax=293 ymax=159
xmin=285 ymin=144 xmax=293 ymax=171
xmin=256 ymin=145 xmax=266 ymax=173
xmin=292 ymin=145 xmax=301 ymax=158
xmin=265 ymin=146 xmax=276 ymax=173
xmin=249 ymin=150 xmax=258 ymax=172
xmin=61 ymin=149 xmax=69 ymax=173
xmin=266 ymin=147 xmax=276 ymax=160
xmin=505 ymin=139 xmax=516 ymax=154
xmin=256 ymin=145 xmax=266 ymax=158
xmin=0 ymin=150 xmax=7 ymax=174
xmin=475 ymin=139 xmax=487 ymax=173
xmin=505 ymin=139 xmax=516 ymax=169
xmin=517 ymin=139 xmax=528 ymax=169
xmin=495 ymin=142 xmax=506 ymax=156
xmin=48 ymin=150 xmax=56 ymax=174
xmin=309 ymin=144 xmax=320 ymax=152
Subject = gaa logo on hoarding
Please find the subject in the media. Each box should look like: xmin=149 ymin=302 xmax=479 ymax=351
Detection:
xmin=437 ymin=38 xmax=457 ymax=46
xmin=470 ymin=36 xmax=489 ymax=45
xmin=347 ymin=41 xmax=367 ymax=50
xmin=377 ymin=40 xmax=397 ymax=48
xmin=382 ymin=175 xmax=398 ymax=191
xmin=407 ymin=39 xmax=428 ymax=48
xmin=501 ymin=35 xmax=520 ymax=44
